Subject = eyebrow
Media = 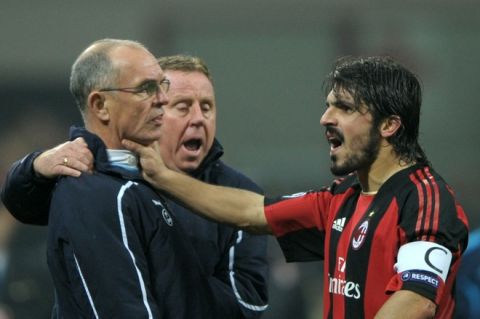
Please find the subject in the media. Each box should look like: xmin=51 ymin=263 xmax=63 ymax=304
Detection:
xmin=137 ymin=78 xmax=166 ymax=87
xmin=326 ymin=98 xmax=355 ymax=109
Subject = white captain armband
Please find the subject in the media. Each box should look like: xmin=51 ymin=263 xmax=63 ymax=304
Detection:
xmin=395 ymin=241 xmax=452 ymax=285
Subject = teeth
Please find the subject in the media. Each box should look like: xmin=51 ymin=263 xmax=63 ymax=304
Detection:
xmin=329 ymin=139 xmax=341 ymax=150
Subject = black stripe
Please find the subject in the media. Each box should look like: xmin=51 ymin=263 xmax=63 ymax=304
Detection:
xmin=344 ymin=183 xmax=397 ymax=319
xmin=327 ymin=191 xmax=359 ymax=319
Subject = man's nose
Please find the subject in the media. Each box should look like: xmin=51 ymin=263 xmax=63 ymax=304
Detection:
xmin=153 ymin=89 xmax=169 ymax=107
xmin=320 ymin=107 xmax=336 ymax=127
xmin=189 ymin=103 xmax=206 ymax=124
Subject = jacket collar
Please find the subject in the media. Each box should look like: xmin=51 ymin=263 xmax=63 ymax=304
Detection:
xmin=69 ymin=126 xmax=225 ymax=180
xmin=69 ymin=126 xmax=143 ymax=181
xmin=190 ymin=138 xmax=224 ymax=178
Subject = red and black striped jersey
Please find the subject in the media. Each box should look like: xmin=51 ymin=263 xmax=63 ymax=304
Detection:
xmin=264 ymin=164 xmax=469 ymax=319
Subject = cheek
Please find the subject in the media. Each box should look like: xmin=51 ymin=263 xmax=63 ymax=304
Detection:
xmin=121 ymin=108 xmax=148 ymax=130
xmin=158 ymin=119 xmax=185 ymax=148
xmin=348 ymin=134 xmax=368 ymax=151
xmin=157 ymin=135 xmax=177 ymax=163
xmin=161 ymin=116 xmax=187 ymax=136
xmin=206 ymin=119 xmax=216 ymax=134
xmin=344 ymin=125 xmax=371 ymax=150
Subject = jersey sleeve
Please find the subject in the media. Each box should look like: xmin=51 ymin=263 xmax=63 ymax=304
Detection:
xmin=385 ymin=167 xmax=469 ymax=305
xmin=48 ymin=176 xmax=162 ymax=318
xmin=1 ymin=152 xmax=54 ymax=225
xmin=264 ymin=189 xmax=333 ymax=262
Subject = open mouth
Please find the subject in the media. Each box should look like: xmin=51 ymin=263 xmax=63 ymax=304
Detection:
xmin=328 ymin=136 xmax=342 ymax=150
xmin=183 ymin=138 xmax=202 ymax=152
xmin=326 ymin=128 xmax=343 ymax=151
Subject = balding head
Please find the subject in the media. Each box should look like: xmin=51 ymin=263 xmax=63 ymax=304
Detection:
xmin=69 ymin=39 xmax=167 ymax=148
xmin=69 ymin=39 xmax=150 ymax=115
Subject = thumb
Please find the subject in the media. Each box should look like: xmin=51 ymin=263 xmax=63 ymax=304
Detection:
xmin=122 ymin=139 xmax=145 ymax=154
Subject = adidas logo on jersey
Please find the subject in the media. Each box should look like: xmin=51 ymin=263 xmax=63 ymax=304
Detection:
xmin=332 ymin=217 xmax=346 ymax=232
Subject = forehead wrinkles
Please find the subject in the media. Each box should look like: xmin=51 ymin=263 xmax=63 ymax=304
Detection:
xmin=115 ymin=53 xmax=163 ymax=82
xmin=168 ymin=74 xmax=215 ymax=100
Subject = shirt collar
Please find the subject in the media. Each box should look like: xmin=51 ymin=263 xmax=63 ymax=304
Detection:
xmin=106 ymin=149 xmax=139 ymax=172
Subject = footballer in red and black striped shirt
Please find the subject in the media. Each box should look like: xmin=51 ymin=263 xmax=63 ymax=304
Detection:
xmin=265 ymin=163 xmax=468 ymax=318
xmin=127 ymin=56 xmax=469 ymax=318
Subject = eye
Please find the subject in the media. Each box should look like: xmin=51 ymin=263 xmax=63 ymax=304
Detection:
xmin=174 ymin=102 xmax=189 ymax=112
xmin=201 ymin=103 xmax=212 ymax=112
xmin=142 ymin=82 xmax=158 ymax=96
xmin=336 ymin=102 xmax=355 ymax=113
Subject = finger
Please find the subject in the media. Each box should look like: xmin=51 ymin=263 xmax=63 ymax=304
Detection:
xmin=68 ymin=138 xmax=94 ymax=168
xmin=55 ymin=165 xmax=82 ymax=178
xmin=75 ymin=148 xmax=94 ymax=168
xmin=150 ymin=141 xmax=161 ymax=154
xmin=122 ymin=139 xmax=147 ymax=155
xmin=62 ymin=157 xmax=91 ymax=173
xmin=72 ymin=137 xmax=88 ymax=147
xmin=82 ymin=149 xmax=94 ymax=169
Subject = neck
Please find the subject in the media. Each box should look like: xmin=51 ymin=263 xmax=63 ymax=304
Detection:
xmin=356 ymin=146 xmax=413 ymax=193
xmin=85 ymin=121 xmax=123 ymax=149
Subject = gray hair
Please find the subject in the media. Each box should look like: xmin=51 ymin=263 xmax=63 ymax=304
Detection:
xmin=69 ymin=39 xmax=148 ymax=114
xmin=157 ymin=54 xmax=213 ymax=84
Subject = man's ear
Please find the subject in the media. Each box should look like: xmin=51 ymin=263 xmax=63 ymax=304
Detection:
xmin=380 ymin=115 xmax=402 ymax=138
xmin=88 ymin=92 xmax=110 ymax=122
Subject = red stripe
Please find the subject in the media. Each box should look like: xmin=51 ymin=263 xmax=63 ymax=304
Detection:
xmin=417 ymin=170 xmax=433 ymax=241
xmin=409 ymin=171 xmax=425 ymax=238
xmin=424 ymin=167 xmax=440 ymax=240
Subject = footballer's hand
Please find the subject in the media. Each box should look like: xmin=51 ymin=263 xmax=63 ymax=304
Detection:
xmin=33 ymin=137 xmax=94 ymax=178
xmin=122 ymin=139 xmax=167 ymax=188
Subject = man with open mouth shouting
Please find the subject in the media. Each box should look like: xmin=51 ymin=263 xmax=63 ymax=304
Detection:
xmin=121 ymin=56 xmax=469 ymax=319
xmin=1 ymin=54 xmax=268 ymax=318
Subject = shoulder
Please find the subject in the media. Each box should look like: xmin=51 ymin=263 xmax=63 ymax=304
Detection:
xmin=394 ymin=166 xmax=469 ymax=250
xmin=54 ymin=172 xmax=123 ymax=198
xmin=51 ymin=173 xmax=141 ymax=219
xmin=213 ymin=160 xmax=249 ymax=181
xmin=395 ymin=166 xmax=459 ymax=205
xmin=207 ymin=160 xmax=263 ymax=194
xmin=327 ymin=174 xmax=359 ymax=195
xmin=50 ymin=174 xmax=163 ymax=229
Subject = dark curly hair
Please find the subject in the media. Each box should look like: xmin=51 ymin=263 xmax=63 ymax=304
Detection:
xmin=324 ymin=56 xmax=428 ymax=165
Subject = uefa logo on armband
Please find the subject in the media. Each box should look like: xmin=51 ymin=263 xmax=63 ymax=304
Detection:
xmin=401 ymin=271 xmax=411 ymax=281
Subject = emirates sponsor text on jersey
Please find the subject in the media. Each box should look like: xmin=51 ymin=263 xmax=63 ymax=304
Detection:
xmin=328 ymin=273 xmax=361 ymax=300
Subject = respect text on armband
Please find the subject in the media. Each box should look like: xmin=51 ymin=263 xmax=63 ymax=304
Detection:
xmin=401 ymin=270 xmax=440 ymax=288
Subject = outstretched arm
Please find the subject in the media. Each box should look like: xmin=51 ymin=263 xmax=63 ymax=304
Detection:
xmin=123 ymin=139 xmax=271 ymax=234
xmin=1 ymin=137 xmax=93 ymax=225
xmin=375 ymin=290 xmax=436 ymax=319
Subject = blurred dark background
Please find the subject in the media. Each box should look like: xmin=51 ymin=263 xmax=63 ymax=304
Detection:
xmin=1 ymin=1 xmax=479 ymax=318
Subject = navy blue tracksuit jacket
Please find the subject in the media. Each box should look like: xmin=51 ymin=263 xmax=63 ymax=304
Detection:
xmin=1 ymin=127 xmax=268 ymax=318
xmin=51 ymin=128 xmax=216 ymax=318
